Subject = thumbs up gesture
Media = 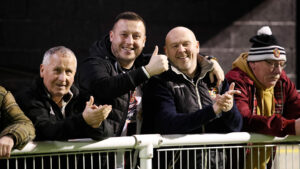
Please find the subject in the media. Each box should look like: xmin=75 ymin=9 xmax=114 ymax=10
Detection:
xmin=144 ymin=46 xmax=169 ymax=77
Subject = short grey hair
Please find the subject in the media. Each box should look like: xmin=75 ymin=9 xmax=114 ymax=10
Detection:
xmin=42 ymin=46 xmax=77 ymax=65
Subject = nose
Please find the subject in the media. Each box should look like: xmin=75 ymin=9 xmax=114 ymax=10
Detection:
xmin=125 ymin=35 xmax=134 ymax=44
xmin=177 ymin=44 xmax=185 ymax=52
xmin=58 ymin=72 xmax=67 ymax=82
xmin=272 ymin=65 xmax=282 ymax=74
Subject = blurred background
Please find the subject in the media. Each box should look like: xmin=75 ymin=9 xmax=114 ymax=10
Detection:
xmin=0 ymin=0 xmax=298 ymax=93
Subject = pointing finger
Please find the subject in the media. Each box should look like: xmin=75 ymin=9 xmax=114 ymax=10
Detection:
xmin=227 ymin=90 xmax=241 ymax=96
xmin=229 ymin=82 xmax=235 ymax=91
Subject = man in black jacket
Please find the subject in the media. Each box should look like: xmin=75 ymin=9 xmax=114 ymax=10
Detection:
xmin=78 ymin=11 xmax=224 ymax=139
xmin=141 ymin=26 xmax=242 ymax=169
xmin=78 ymin=11 xmax=169 ymax=138
xmin=16 ymin=46 xmax=112 ymax=141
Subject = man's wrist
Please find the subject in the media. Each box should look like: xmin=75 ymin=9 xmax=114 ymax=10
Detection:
xmin=142 ymin=66 xmax=151 ymax=79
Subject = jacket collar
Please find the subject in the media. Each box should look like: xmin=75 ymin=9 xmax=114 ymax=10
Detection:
xmin=170 ymin=58 xmax=214 ymax=82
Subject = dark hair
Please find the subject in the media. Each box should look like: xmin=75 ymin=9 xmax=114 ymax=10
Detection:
xmin=112 ymin=11 xmax=146 ymax=31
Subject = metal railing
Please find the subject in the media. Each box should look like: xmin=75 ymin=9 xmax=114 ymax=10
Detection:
xmin=3 ymin=132 xmax=300 ymax=169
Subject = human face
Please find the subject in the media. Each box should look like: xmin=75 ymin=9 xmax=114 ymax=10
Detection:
xmin=40 ymin=52 xmax=77 ymax=102
xmin=110 ymin=19 xmax=146 ymax=69
xmin=164 ymin=27 xmax=199 ymax=77
xmin=249 ymin=60 xmax=286 ymax=88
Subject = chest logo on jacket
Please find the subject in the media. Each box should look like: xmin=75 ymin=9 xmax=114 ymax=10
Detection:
xmin=173 ymin=85 xmax=185 ymax=89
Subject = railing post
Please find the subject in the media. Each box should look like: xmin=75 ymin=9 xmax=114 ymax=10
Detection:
xmin=139 ymin=144 xmax=154 ymax=169
xmin=133 ymin=134 xmax=162 ymax=169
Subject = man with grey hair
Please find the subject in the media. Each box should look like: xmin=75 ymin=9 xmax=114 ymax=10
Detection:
xmin=16 ymin=46 xmax=111 ymax=140
xmin=226 ymin=26 xmax=300 ymax=169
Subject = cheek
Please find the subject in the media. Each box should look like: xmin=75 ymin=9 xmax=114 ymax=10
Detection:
xmin=67 ymin=76 xmax=74 ymax=84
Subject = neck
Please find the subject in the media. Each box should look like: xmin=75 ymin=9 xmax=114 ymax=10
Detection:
xmin=118 ymin=60 xmax=134 ymax=69
xmin=184 ymin=70 xmax=196 ymax=79
xmin=52 ymin=96 xmax=63 ymax=108
xmin=184 ymin=64 xmax=197 ymax=79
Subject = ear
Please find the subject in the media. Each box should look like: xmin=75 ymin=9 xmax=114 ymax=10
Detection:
xmin=40 ymin=64 xmax=44 ymax=78
xmin=196 ymin=41 xmax=200 ymax=53
xmin=109 ymin=30 xmax=114 ymax=42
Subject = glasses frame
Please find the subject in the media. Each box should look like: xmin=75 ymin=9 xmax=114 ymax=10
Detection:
xmin=264 ymin=60 xmax=286 ymax=70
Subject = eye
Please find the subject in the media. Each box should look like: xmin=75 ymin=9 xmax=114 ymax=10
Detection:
xmin=53 ymin=68 xmax=62 ymax=74
xmin=133 ymin=34 xmax=141 ymax=40
xmin=183 ymin=42 xmax=190 ymax=47
xmin=172 ymin=44 xmax=179 ymax=48
xmin=120 ymin=33 xmax=128 ymax=38
xmin=65 ymin=69 xmax=73 ymax=75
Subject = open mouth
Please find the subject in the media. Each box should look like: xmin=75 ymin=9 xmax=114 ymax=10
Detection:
xmin=56 ymin=84 xmax=66 ymax=88
xmin=122 ymin=46 xmax=134 ymax=52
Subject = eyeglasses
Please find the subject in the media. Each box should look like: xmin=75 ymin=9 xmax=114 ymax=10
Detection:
xmin=264 ymin=60 xmax=286 ymax=70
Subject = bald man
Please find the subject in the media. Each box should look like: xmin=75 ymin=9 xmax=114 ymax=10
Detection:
xmin=141 ymin=27 xmax=242 ymax=168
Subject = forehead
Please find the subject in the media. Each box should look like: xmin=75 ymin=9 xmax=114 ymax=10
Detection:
xmin=48 ymin=53 xmax=77 ymax=68
xmin=113 ymin=19 xmax=146 ymax=34
xmin=166 ymin=28 xmax=196 ymax=45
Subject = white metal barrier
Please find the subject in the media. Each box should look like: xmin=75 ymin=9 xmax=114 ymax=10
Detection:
xmin=2 ymin=132 xmax=300 ymax=169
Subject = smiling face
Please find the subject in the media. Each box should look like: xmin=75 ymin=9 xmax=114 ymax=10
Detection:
xmin=40 ymin=51 xmax=77 ymax=103
xmin=109 ymin=19 xmax=146 ymax=69
xmin=164 ymin=27 xmax=199 ymax=77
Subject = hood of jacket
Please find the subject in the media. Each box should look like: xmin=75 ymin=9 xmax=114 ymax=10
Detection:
xmin=232 ymin=53 xmax=275 ymax=116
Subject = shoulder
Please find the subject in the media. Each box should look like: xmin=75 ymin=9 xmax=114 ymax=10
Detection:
xmin=226 ymin=67 xmax=252 ymax=84
xmin=144 ymin=70 xmax=180 ymax=94
xmin=0 ymin=86 xmax=8 ymax=96
xmin=15 ymin=80 xmax=47 ymax=106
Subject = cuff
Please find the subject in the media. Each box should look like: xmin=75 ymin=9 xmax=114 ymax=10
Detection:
xmin=142 ymin=66 xmax=151 ymax=79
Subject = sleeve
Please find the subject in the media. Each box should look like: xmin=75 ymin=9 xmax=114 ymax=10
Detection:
xmin=215 ymin=80 xmax=243 ymax=132
xmin=0 ymin=88 xmax=35 ymax=149
xmin=78 ymin=57 xmax=149 ymax=100
xmin=226 ymin=72 xmax=296 ymax=137
xmin=142 ymin=78 xmax=218 ymax=134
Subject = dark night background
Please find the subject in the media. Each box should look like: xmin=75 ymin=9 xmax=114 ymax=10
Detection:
xmin=0 ymin=0 xmax=298 ymax=93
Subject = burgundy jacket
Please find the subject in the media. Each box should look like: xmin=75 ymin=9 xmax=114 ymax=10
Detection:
xmin=226 ymin=68 xmax=300 ymax=137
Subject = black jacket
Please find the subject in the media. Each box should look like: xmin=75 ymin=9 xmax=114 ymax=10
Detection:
xmin=78 ymin=35 xmax=150 ymax=137
xmin=142 ymin=64 xmax=243 ymax=134
xmin=16 ymin=78 xmax=103 ymax=141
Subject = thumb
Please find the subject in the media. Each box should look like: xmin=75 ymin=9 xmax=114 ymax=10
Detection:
xmin=152 ymin=45 xmax=159 ymax=57
xmin=87 ymin=96 xmax=94 ymax=106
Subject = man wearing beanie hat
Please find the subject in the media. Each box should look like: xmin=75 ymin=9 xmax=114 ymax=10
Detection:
xmin=226 ymin=26 xmax=300 ymax=169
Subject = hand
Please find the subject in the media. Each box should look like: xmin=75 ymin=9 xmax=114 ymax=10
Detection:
xmin=0 ymin=136 xmax=14 ymax=158
xmin=213 ymin=83 xmax=241 ymax=114
xmin=82 ymin=96 xmax=112 ymax=128
xmin=209 ymin=59 xmax=224 ymax=87
xmin=144 ymin=46 xmax=169 ymax=77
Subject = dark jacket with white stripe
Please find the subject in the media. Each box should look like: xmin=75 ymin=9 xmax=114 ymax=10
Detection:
xmin=141 ymin=61 xmax=242 ymax=134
